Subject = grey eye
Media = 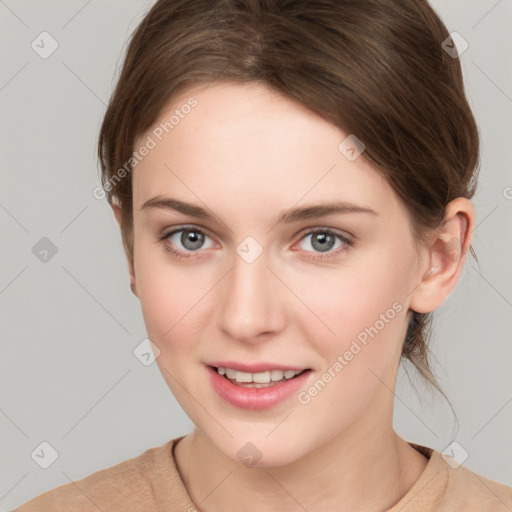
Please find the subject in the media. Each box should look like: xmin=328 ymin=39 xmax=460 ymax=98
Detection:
xmin=299 ymin=230 xmax=344 ymax=253
xmin=168 ymin=228 xmax=214 ymax=252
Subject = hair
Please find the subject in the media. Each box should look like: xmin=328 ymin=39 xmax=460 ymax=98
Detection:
xmin=97 ymin=0 xmax=480 ymax=419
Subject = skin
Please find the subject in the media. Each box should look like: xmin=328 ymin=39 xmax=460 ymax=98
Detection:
xmin=112 ymin=82 xmax=475 ymax=512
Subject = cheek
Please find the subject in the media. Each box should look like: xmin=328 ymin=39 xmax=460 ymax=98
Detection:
xmin=291 ymin=256 xmax=409 ymax=433
xmin=133 ymin=242 xmax=219 ymax=358
xmin=297 ymin=248 xmax=410 ymax=369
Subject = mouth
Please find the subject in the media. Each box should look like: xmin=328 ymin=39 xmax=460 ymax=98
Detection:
xmin=208 ymin=365 xmax=311 ymax=388
xmin=206 ymin=364 xmax=313 ymax=410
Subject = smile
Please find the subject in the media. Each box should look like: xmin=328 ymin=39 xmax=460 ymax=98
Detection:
xmin=216 ymin=366 xmax=306 ymax=386
xmin=206 ymin=364 xmax=313 ymax=410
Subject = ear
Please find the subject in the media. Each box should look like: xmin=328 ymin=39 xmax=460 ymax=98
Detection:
xmin=110 ymin=202 xmax=138 ymax=298
xmin=409 ymin=197 xmax=475 ymax=314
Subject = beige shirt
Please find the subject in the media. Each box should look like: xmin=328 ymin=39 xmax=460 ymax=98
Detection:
xmin=14 ymin=436 xmax=512 ymax=511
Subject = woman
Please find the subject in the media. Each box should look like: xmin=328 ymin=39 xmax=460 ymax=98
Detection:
xmin=15 ymin=0 xmax=512 ymax=510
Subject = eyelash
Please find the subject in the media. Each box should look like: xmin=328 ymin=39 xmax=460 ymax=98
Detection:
xmin=159 ymin=226 xmax=355 ymax=261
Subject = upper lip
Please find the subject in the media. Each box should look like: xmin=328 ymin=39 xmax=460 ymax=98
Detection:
xmin=207 ymin=361 xmax=310 ymax=373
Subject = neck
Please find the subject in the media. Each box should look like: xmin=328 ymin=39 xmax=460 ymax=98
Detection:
xmin=174 ymin=419 xmax=428 ymax=512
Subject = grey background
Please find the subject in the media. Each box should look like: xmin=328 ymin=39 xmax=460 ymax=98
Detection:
xmin=1 ymin=0 xmax=511 ymax=508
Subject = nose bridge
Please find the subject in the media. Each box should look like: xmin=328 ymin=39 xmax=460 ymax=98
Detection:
xmin=217 ymin=243 xmax=282 ymax=341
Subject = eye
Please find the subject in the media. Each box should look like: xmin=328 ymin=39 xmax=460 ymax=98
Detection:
xmin=160 ymin=226 xmax=216 ymax=259
xmin=296 ymin=228 xmax=353 ymax=260
xmin=159 ymin=225 xmax=354 ymax=261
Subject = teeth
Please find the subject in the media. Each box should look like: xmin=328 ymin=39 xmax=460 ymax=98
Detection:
xmin=271 ymin=369 xmax=284 ymax=381
xmin=235 ymin=371 xmax=252 ymax=383
xmin=253 ymin=372 xmax=271 ymax=384
xmin=217 ymin=367 xmax=303 ymax=383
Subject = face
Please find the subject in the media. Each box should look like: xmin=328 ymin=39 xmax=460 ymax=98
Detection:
xmin=128 ymin=82 xmax=425 ymax=467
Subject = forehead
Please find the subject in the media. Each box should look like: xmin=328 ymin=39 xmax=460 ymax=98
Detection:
xmin=132 ymin=82 xmax=400 ymax=218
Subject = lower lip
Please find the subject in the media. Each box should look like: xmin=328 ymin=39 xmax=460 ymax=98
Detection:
xmin=206 ymin=365 xmax=312 ymax=410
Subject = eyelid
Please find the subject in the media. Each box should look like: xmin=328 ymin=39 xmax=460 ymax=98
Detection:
xmin=295 ymin=225 xmax=354 ymax=243
xmin=161 ymin=224 xmax=217 ymax=241
xmin=291 ymin=227 xmax=354 ymax=257
xmin=160 ymin=224 xmax=353 ymax=245
xmin=160 ymin=224 xmax=355 ymax=259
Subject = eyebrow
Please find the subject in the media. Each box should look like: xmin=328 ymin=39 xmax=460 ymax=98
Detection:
xmin=140 ymin=196 xmax=378 ymax=224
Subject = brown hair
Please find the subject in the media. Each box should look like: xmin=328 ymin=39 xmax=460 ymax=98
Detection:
xmin=97 ymin=0 xmax=480 ymax=413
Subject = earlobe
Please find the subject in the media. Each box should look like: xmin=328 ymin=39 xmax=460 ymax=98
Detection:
xmin=409 ymin=198 xmax=475 ymax=314
xmin=130 ymin=274 xmax=138 ymax=297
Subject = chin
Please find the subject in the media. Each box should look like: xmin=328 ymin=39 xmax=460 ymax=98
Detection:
xmin=212 ymin=434 xmax=305 ymax=469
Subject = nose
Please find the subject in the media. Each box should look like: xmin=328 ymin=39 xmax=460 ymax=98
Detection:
xmin=217 ymin=249 xmax=284 ymax=344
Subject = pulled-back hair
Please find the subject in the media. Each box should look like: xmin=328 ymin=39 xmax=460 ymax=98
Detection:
xmin=97 ymin=0 xmax=480 ymax=410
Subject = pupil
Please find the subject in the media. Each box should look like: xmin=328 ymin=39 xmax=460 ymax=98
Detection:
xmin=182 ymin=230 xmax=204 ymax=250
xmin=312 ymin=232 xmax=334 ymax=252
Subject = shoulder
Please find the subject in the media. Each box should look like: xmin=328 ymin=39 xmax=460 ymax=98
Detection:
xmin=440 ymin=458 xmax=512 ymax=511
xmin=13 ymin=439 xmax=178 ymax=512
xmin=408 ymin=448 xmax=512 ymax=511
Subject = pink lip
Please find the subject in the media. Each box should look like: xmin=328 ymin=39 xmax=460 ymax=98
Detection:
xmin=206 ymin=364 xmax=312 ymax=410
xmin=207 ymin=361 xmax=309 ymax=373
